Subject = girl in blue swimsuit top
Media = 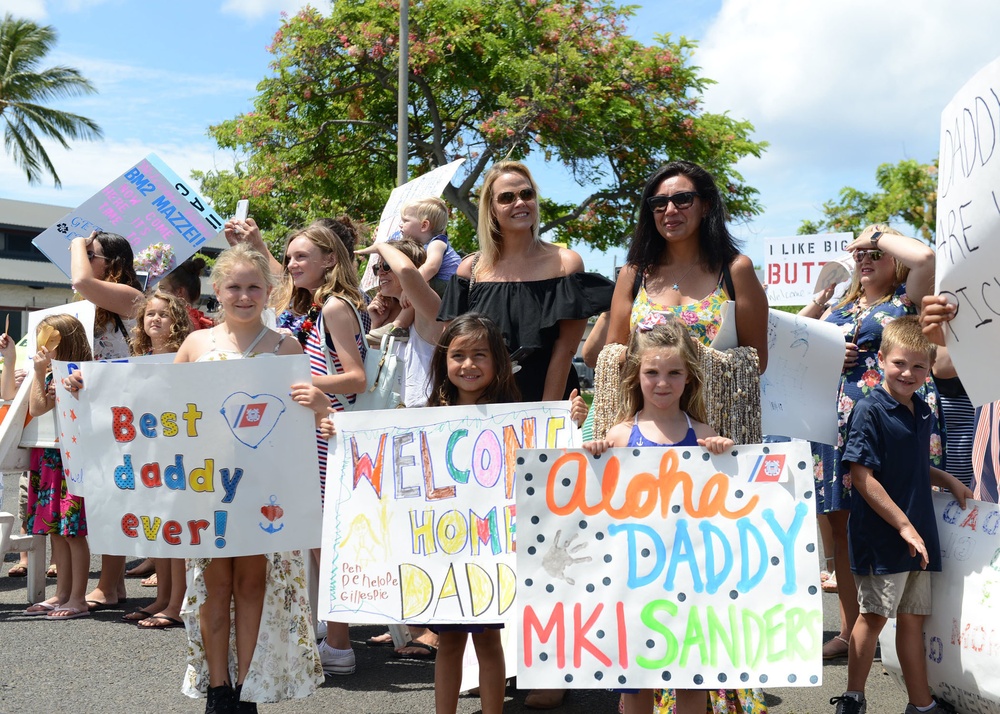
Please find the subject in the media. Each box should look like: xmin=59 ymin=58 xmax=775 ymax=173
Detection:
xmin=584 ymin=318 xmax=735 ymax=714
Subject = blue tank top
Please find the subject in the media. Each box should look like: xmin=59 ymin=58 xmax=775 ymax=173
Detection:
xmin=626 ymin=412 xmax=699 ymax=447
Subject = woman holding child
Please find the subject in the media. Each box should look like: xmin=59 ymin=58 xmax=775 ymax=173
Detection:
xmin=798 ymin=224 xmax=938 ymax=660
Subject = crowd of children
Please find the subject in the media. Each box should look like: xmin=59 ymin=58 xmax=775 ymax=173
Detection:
xmin=1 ymin=173 xmax=993 ymax=714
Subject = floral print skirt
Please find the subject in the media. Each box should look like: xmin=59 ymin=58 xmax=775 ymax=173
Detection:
xmin=181 ymin=551 xmax=323 ymax=703
xmin=654 ymin=688 xmax=768 ymax=713
xmin=26 ymin=447 xmax=86 ymax=536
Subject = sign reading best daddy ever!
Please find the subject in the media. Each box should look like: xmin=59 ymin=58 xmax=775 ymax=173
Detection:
xmin=75 ymin=356 xmax=323 ymax=557
xmin=32 ymin=153 xmax=224 ymax=283
xmin=516 ymin=443 xmax=822 ymax=690
xmin=319 ymin=402 xmax=579 ymax=624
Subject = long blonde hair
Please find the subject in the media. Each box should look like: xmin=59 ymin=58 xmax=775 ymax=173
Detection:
xmin=835 ymin=224 xmax=910 ymax=310
xmin=475 ymin=161 xmax=542 ymax=273
xmin=210 ymin=244 xmax=275 ymax=323
xmin=271 ymin=222 xmax=365 ymax=314
xmin=617 ymin=320 xmax=706 ymax=425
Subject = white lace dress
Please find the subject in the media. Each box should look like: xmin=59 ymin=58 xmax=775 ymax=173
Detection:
xmin=180 ymin=337 xmax=323 ymax=703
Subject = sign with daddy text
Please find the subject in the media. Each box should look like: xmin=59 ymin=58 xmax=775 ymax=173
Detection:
xmin=516 ymin=443 xmax=822 ymax=689
xmin=72 ymin=356 xmax=323 ymax=557
xmin=319 ymin=401 xmax=579 ymax=624
xmin=32 ymin=154 xmax=224 ymax=285
xmin=935 ymin=56 xmax=1000 ymax=406
xmin=880 ymin=493 xmax=1000 ymax=714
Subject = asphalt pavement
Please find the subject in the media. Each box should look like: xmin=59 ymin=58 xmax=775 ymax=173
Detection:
xmin=0 ymin=471 xmax=908 ymax=714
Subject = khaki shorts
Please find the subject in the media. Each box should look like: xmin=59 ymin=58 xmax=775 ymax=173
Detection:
xmin=855 ymin=570 xmax=932 ymax=618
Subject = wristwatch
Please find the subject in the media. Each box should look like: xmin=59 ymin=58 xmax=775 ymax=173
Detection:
xmin=869 ymin=231 xmax=882 ymax=248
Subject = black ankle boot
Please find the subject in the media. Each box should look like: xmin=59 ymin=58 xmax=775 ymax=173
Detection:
xmin=234 ymin=684 xmax=258 ymax=713
xmin=206 ymin=683 xmax=235 ymax=714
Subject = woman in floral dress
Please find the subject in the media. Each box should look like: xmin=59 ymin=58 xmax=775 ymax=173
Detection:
xmin=798 ymin=224 xmax=937 ymax=661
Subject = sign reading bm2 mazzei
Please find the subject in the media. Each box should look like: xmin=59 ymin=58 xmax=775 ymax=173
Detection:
xmin=72 ymin=356 xmax=322 ymax=557
xmin=32 ymin=153 xmax=224 ymax=284
xmin=516 ymin=443 xmax=822 ymax=690
xmin=319 ymin=402 xmax=580 ymax=624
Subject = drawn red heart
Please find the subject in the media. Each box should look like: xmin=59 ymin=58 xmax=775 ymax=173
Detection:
xmin=261 ymin=504 xmax=284 ymax=522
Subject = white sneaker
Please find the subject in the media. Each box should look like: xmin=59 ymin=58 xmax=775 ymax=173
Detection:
xmin=318 ymin=640 xmax=356 ymax=675
xmin=315 ymin=620 xmax=327 ymax=642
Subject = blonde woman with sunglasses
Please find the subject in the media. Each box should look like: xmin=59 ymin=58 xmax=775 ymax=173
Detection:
xmin=799 ymin=224 xmax=938 ymax=663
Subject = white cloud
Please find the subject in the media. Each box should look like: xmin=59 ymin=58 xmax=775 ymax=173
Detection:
xmin=0 ymin=137 xmax=237 ymax=209
xmin=1 ymin=0 xmax=48 ymax=20
xmin=219 ymin=0 xmax=331 ymax=21
xmin=690 ymin=0 xmax=1000 ymax=250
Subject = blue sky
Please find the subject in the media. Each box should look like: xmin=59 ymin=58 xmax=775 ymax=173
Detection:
xmin=3 ymin=0 xmax=1000 ymax=278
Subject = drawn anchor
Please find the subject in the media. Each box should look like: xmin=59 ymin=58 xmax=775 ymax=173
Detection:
xmin=259 ymin=495 xmax=285 ymax=534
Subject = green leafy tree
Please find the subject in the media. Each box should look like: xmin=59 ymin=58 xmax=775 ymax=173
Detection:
xmin=201 ymin=0 xmax=766 ymax=254
xmin=798 ymin=158 xmax=937 ymax=243
xmin=0 ymin=13 xmax=103 ymax=186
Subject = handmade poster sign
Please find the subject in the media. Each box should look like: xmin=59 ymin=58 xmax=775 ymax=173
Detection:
xmin=318 ymin=401 xmax=580 ymax=624
xmin=31 ymin=154 xmax=223 ymax=285
xmin=712 ymin=305 xmax=842 ymax=443
xmin=759 ymin=310 xmax=844 ymax=444
xmin=52 ymin=355 xmax=174 ymax=497
xmin=515 ymin=442 xmax=822 ymax=689
xmin=880 ymin=493 xmax=1000 ymax=714
xmin=71 ymin=356 xmax=322 ymax=557
xmin=359 ymin=159 xmax=465 ymax=291
xmin=765 ymin=233 xmax=852 ymax=306
xmin=935 ymin=56 xmax=1000 ymax=406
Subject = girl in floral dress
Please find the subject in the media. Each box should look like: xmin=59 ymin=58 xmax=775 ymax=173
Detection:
xmin=797 ymin=224 xmax=938 ymax=661
xmin=22 ymin=315 xmax=94 ymax=620
xmin=175 ymin=244 xmax=327 ymax=713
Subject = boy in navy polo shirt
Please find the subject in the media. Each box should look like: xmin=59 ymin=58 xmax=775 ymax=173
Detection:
xmin=832 ymin=317 xmax=972 ymax=714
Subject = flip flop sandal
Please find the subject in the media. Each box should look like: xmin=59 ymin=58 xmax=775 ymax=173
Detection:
xmin=25 ymin=602 xmax=58 ymax=616
xmin=823 ymin=635 xmax=850 ymax=659
xmin=366 ymin=632 xmax=395 ymax=646
xmin=45 ymin=565 xmax=57 ymax=578
xmin=392 ymin=642 xmax=437 ymax=660
xmin=136 ymin=614 xmax=184 ymax=629
xmin=46 ymin=607 xmax=90 ymax=620
xmin=141 ymin=574 xmax=158 ymax=587
xmin=122 ymin=609 xmax=154 ymax=622
xmin=6 ymin=564 xmax=27 ymax=577
xmin=86 ymin=600 xmax=122 ymax=612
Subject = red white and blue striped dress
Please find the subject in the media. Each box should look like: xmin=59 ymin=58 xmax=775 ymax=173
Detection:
xmin=280 ymin=300 xmax=368 ymax=499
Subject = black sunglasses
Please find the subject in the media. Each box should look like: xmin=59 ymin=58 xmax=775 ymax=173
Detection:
xmin=853 ymin=249 xmax=884 ymax=262
xmin=647 ymin=192 xmax=699 ymax=212
xmin=495 ymin=188 xmax=536 ymax=205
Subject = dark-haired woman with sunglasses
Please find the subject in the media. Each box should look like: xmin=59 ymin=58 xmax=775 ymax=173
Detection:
xmin=799 ymin=223 xmax=938 ymax=662
xmin=603 ymin=169 xmax=770 ymax=713
xmin=606 ymin=161 xmax=769 ymax=372
xmin=438 ymin=160 xmax=614 ymax=406
xmin=70 ymin=230 xmax=143 ymax=610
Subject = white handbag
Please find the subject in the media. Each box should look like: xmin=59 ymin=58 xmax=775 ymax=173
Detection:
xmin=320 ymin=297 xmax=402 ymax=411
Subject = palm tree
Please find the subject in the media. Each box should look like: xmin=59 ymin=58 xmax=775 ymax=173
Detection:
xmin=0 ymin=13 xmax=103 ymax=187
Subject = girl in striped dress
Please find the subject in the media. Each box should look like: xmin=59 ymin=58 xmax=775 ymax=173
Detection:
xmin=272 ymin=220 xmax=368 ymax=676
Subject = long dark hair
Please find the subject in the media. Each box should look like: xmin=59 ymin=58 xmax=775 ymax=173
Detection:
xmin=625 ymin=161 xmax=740 ymax=278
xmin=93 ymin=232 xmax=142 ymax=329
xmin=160 ymin=256 xmax=206 ymax=305
xmin=427 ymin=313 xmax=520 ymax=406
